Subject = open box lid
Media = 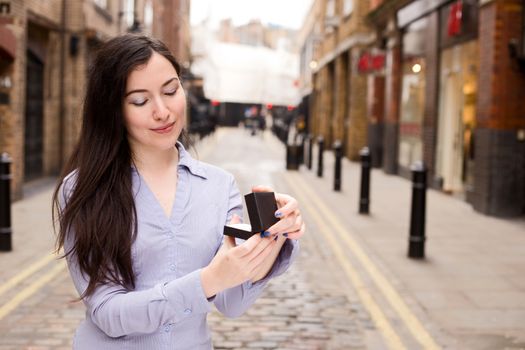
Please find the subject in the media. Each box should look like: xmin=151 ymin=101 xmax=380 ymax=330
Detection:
xmin=223 ymin=192 xmax=279 ymax=239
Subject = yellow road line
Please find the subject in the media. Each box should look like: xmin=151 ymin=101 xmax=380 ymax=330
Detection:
xmin=288 ymin=172 xmax=441 ymax=350
xmin=0 ymin=253 xmax=57 ymax=298
xmin=284 ymin=174 xmax=405 ymax=350
xmin=0 ymin=262 xmax=66 ymax=321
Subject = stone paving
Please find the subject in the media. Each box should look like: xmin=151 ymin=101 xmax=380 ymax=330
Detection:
xmin=208 ymin=231 xmax=374 ymax=350
xmin=0 ymin=128 xmax=374 ymax=349
xmin=1 ymin=127 xmax=524 ymax=350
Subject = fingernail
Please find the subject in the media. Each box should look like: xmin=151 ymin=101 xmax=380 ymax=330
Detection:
xmin=275 ymin=211 xmax=283 ymax=218
xmin=260 ymin=231 xmax=271 ymax=238
xmin=283 ymin=233 xmax=289 ymax=237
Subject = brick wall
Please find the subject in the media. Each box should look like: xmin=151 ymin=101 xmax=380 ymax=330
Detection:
xmin=383 ymin=34 xmax=401 ymax=174
xmin=367 ymin=74 xmax=385 ymax=167
xmin=471 ymin=0 xmax=525 ymax=216
xmin=422 ymin=11 xmax=439 ymax=182
xmin=346 ymin=47 xmax=368 ymax=160
xmin=308 ymin=0 xmax=373 ymax=161
xmin=333 ymin=54 xmax=347 ymax=144
xmin=473 ymin=128 xmax=525 ymax=216
xmin=2 ymin=0 xmax=190 ymax=201
xmin=478 ymin=0 xmax=525 ymax=129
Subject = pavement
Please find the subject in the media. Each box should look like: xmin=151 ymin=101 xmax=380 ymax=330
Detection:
xmin=0 ymin=126 xmax=524 ymax=350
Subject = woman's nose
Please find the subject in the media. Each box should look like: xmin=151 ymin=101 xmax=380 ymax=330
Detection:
xmin=152 ymin=97 xmax=169 ymax=121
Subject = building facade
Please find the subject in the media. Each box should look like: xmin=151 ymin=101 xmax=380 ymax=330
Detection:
xmin=300 ymin=0 xmax=375 ymax=159
xmin=299 ymin=0 xmax=524 ymax=217
xmin=216 ymin=18 xmax=298 ymax=52
xmin=0 ymin=0 xmax=190 ymax=200
xmin=366 ymin=0 xmax=525 ymax=217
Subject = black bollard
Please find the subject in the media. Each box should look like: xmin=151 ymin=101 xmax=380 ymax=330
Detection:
xmin=359 ymin=147 xmax=371 ymax=214
xmin=0 ymin=153 xmax=12 ymax=252
xmin=333 ymin=140 xmax=343 ymax=191
xmin=408 ymin=161 xmax=427 ymax=259
xmin=298 ymin=134 xmax=305 ymax=165
xmin=307 ymin=134 xmax=313 ymax=170
xmin=286 ymin=143 xmax=300 ymax=170
xmin=317 ymin=136 xmax=324 ymax=177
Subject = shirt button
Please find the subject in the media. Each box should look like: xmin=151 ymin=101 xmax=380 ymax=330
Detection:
xmin=164 ymin=325 xmax=170 ymax=333
xmin=169 ymin=264 xmax=176 ymax=271
xmin=184 ymin=308 xmax=192 ymax=315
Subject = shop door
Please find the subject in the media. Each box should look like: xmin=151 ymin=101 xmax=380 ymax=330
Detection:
xmin=24 ymin=50 xmax=44 ymax=181
xmin=436 ymin=42 xmax=478 ymax=194
xmin=440 ymin=72 xmax=463 ymax=192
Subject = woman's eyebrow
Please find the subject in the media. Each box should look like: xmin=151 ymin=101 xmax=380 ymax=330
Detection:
xmin=125 ymin=77 xmax=179 ymax=97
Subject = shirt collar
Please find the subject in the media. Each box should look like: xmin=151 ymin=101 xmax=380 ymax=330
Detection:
xmin=130 ymin=142 xmax=207 ymax=179
xmin=176 ymin=141 xmax=207 ymax=179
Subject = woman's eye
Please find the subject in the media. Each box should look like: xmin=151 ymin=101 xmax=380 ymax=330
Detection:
xmin=131 ymin=99 xmax=147 ymax=106
xmin=164 ymin=88 xmax=177 ymax=96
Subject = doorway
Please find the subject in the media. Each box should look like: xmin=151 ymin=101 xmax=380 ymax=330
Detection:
xmin=24 ymin=50 xmax=44 ymax=181
xmin=436 ymin=41 xmax=478 ymax=194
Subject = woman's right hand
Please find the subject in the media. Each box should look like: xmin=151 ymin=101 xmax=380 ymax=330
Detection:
xmin=200 ymin=215 xmax=277 ymax=298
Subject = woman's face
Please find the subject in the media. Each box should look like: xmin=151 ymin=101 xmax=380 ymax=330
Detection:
xmin=123 ymin=52 xmax=186 ymax=154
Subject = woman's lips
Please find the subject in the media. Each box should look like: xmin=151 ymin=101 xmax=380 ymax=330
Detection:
xmin=151 ymin=122 xmax=175 ymax=134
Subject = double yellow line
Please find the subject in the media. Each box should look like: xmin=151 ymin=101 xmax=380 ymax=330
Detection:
xmin=0 ymin=253 xmax=66 ymax=321
xmin=283 ymin=171 xmax=441 ymax=350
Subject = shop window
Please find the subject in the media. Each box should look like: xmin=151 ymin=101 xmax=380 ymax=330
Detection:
xmin=399 ymin=58 xmax=425 ymax=168
xmin=435 ymin=40 xmax=478 ymax=192
xmin=399 ymin=17 xmax=428 ymax=169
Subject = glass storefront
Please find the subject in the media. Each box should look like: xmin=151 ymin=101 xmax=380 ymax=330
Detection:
xmin=399 ymin=17 xmax=428 ymax=169
xmin=435 ymin=40 xmax=478 ymax=193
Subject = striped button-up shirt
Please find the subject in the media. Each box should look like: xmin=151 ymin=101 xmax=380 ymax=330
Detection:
xmin=60 ymin=142 xmax=299 ymax=349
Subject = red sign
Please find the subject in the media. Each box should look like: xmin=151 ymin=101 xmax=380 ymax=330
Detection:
xmin=358 ymin=53 xmax=385 ymax=73
xmin=447 ymin=1 xmax=462 ymax=37
xmin=211 ymin=100 xmax=220 ymax=106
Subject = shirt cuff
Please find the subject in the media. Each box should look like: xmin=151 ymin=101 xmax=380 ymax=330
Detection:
xmin=162 ymin=269 xmax=214 ymax=317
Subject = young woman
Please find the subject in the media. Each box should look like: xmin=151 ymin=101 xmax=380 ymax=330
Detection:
xmin=53 ymin=34 xmax=305 ymax=349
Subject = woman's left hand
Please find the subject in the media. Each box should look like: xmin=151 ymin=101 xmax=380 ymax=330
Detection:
xmin=252 ymin=185 xmax=306 ymax=240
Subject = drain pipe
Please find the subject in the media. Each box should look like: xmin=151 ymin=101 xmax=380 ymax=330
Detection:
xmin=58 ymin=0 xmax=66 ymax=167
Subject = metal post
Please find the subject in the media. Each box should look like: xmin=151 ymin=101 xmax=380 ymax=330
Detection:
xmin=0 ymin=153 xmax=12 ymax=251
xmin=408 ymin=161 xmax=427 ymax=259
xmin=333 ymin=140 xmax=342 ymax=191
xmin=299 ymin=134 xmax=305 ymax=165
xmin=317 ymin=136 xmax=324 ymax=177
xmin=286 ymin=143 xmax=299 ymax=170
xmin=359 ymin=147 xmax=371 ymax=214
xmin=307 ymin=134 xmax=313 ymax=170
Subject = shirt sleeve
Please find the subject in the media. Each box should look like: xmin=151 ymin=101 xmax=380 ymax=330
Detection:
xmin=59 ymin=175 xmax=213 ymax=338
xmin=212 ymin=175 xmax=300 ymax=318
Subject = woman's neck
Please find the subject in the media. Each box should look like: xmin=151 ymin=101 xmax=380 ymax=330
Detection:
xmin=132 ymin=145 xmax=179 ymax=174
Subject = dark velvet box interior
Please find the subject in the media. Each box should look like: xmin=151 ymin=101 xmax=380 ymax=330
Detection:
xmin=223 ymin=192 xmax=279 ymax=240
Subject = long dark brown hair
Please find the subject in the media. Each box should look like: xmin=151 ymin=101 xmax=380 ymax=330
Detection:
xmin=52 ymin=34 xmax=182 ymax=299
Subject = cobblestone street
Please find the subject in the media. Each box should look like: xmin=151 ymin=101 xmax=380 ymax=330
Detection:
xmin=0 ymin=127 xmax=524 ymax=349
xmin=0 ymin=128 xmax=379 ymax=350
